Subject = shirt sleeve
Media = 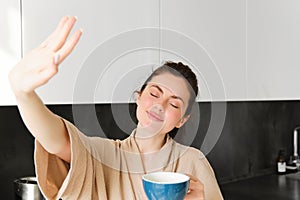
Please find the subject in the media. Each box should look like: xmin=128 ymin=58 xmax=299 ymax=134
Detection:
xmin=34 ymin=117 xmax=106 ymax=200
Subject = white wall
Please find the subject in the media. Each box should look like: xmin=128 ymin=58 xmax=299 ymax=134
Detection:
xmin=2 ymin=0 xmax=300 ymax=105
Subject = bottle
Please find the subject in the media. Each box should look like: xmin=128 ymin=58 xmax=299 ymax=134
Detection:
xmin=276 ymin=149 xmax=286 ymax=174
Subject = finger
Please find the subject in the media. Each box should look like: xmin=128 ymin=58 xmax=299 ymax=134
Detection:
xmin=53 ymin=16 xmax=71 ymax=35
xmin=40 ymin=16 xmax=70 ymax=48
xmin=189 ymin=180 xmax=204 ymax=191
xmin=185 ymin=174 xmax=204 ymax=184
xmin=185 ymin=183 xmax=205 ymax=200
xmin=55 ymin=28 xmax=83 ymax=64
xmin=53 ymin=54 xmax=61 ymax=65
xmin=48 ymin=16 xmax=78 ymax=51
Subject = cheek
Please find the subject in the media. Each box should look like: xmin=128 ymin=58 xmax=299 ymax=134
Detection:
xmin=136 ymin=95 xmax=152 ymax=120
xmin=165 ymin=109 xmax=182 ymax=123
xmin=138 ymin=95 xmax=153 ymax=109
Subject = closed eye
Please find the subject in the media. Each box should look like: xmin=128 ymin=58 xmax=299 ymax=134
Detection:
xmin=149 ymin=86 xmax=161 ymax=98
xmin=169 ymin=102 xmax=180 ymax=109
xmin=150 ymin=92 xmax=159 ymax=98
xmin=170 ymin=104 xmax=179 ymax=109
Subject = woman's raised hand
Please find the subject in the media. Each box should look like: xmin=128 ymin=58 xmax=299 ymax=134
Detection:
xmin=9 ymin=16 xmax=82 ymax=95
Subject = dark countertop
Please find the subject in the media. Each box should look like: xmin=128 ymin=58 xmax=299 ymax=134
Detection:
xmin=220 ymin=173 xmax=300 ymax=200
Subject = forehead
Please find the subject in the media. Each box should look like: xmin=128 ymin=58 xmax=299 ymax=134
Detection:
xmin=147 ymin=73 xmax=191 ymax=102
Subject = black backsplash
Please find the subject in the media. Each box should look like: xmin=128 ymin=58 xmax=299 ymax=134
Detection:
xmin=1 ymin=101 xmax=299 ymax=198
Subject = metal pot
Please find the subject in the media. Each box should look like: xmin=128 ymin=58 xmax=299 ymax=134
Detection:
xmin=14 ymin=177 xmax=44 ymax=200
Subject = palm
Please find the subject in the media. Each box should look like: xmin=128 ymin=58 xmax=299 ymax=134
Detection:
xmin=9 ymin=16 xmax=82 ymax=94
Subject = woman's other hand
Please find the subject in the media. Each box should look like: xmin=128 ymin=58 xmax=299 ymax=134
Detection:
xmin=9 ymin=16 xmax=82 ymax=95
xmin=184 ymin=174 xmax=205 ymax=200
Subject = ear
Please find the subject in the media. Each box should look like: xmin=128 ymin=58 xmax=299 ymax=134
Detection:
xmin=175 ymin=115 xmax=190 ymax=128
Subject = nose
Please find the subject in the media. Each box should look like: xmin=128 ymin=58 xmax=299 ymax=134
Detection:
xmin=153 ymin=103 xmax=165 ymax=113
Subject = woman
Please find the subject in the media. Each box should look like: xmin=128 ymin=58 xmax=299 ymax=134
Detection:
xmin=9 ymin=16 xmax=223 ymax=200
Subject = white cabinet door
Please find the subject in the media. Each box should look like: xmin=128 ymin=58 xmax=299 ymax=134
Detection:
xmin=0 ymin=0 xmax=21 ymax=105
xmin=247 ymin=0 xmax=300 ymax=100
xmin=15 ymin=0 xmax=300 ymax=103
xmin=161 ymin=0 xmax=247 ymax=101
xmin=22 ymin=0 xmax=160 ymax=104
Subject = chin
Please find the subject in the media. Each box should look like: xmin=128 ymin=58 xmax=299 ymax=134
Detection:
xmin=137 ymin=121 xmax=165 ymax=136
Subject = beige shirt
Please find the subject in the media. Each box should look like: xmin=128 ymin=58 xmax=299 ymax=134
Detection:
xmin=34 ymin=118 xmax=223 ymax=200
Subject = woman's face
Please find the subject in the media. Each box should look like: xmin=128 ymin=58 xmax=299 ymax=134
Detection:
xmin=136 ymin=72 xmax=191 ymax=136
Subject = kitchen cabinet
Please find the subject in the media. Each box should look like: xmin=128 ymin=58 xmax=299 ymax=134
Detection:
xmin=161 ymin=0 xmax=247 ymax=101
xmin=0 ymin=0 xmax=21 ymax=105
xmin=22 ymin=0 xmax=160 ymax=104
xmin=162 ymin=0 xmax=300 ymax=101
xmin=247 ymin=0 xmax=300 ymax=100
xmin=2 ymin=0 xmax=300 ymax=105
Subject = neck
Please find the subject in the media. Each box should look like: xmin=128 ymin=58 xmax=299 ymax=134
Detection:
xmin=134 ymin=124 xmax=168 ymax=154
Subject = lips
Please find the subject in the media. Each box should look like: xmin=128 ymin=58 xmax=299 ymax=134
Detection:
xmin=147 ymin=111 xmax=164 ymax=122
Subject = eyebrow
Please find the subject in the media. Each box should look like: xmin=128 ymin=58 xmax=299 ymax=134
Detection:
xmin=150 ymin=85 xmax=185 ymax=103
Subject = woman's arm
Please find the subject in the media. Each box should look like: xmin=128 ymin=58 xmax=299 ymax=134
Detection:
xmin=9 ymin=16 xmax=82 ymax=163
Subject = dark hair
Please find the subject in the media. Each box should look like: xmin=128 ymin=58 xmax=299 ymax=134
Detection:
xmin=139 ymin=61 xmax=198 ymax=116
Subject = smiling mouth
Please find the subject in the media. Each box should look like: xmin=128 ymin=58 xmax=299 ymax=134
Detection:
xmin=147 ymin=111 xmax=164 ymax=122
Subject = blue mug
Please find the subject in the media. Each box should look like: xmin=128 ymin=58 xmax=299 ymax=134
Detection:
xmin=142 ymin=172 xmax=190 ymax=200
